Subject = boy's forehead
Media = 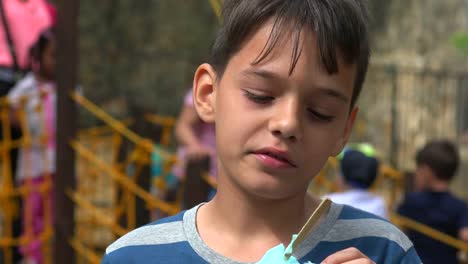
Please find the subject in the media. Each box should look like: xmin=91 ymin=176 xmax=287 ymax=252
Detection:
xmin=238 ymin=21 xmax=351 ymax=74
xmin=234 ymin=22 xmax=311 ymax=71
xmin=228 ymin=21 xmax=356 ymax=100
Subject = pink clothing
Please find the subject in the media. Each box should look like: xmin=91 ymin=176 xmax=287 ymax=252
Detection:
xmin=0 ymin=0 xmax=52 ymax=69
xmin=173 ymin=91 xmax=217 ymax=179
xmin=20 ymin=175 xmax=53 ymax=264
xmin=8 ymin=74 xmax=56 ymax=263
xmin=183 ymin=92 xmax=216 ymax=154
xmin=45 ymin=2 xmax=56 ymax=26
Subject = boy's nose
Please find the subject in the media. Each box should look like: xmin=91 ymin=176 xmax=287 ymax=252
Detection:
xmin=268 ymin=99 xmax=302 ymax=142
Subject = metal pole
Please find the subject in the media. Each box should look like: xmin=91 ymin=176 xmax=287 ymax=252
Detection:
xmin=55 ymin=0 xmax=79 ymax=263
xmin=388 ymin=65 xmax=399 ymax=168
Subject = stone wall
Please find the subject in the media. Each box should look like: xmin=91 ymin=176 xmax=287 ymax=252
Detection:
xmin=356 ymin=0 xmax=468 ymax=198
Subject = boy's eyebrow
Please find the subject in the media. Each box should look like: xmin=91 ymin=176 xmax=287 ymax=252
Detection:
xmin=241 ymin=68 xmax=282 ymax=81
xmin=242 ymin=68 xmax=350 ymax=103
xmin=316 ymin=86 xmax=349 ymax=103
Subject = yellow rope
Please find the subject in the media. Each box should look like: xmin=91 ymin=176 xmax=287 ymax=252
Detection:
xmin=202 ymin=173 xmax=217 ymax=189
xmin=78 ymin=119 xmax=133 ymax=138
xmin=144 ymin=114 xmax=176 ymax=127
xmin=391 ymin=213 xmax=468 ymax=252
xmin=0 ymin=227 xmax=53 ymax=247
xmin=70 ymin=92 xmax=177 ymax=164
xmin=71 ymin=140 xmax=179 ymax=215
xmin=69 ymin=238 xmax=101 ymax=264
xmin=66 ymin=189 xmax=127 ymax=236
xmin=145 ymin=114 xmax=176 ymax=146
xmin=209 ymin=0 xmax=222 ymax=19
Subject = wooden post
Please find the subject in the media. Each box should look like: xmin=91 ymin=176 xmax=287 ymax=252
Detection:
xmin=55 ymin=0 xmax=78 ymax=263
xmin=388 ymin=65 xmax=399 ymax=168
xmin=183 ymin=157 xmax=211 ymax=209
xmin=129 ymin=106 xmax=154 ymax=228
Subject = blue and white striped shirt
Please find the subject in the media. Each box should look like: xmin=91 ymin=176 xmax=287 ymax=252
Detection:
xmin=103 ymin=203 xmax=421 ymax=263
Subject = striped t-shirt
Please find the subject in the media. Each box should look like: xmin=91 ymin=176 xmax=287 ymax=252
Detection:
xmin=103 ymin=203 xmax=421 ymax=264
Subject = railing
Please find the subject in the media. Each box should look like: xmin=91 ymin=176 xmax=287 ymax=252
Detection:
xmin=69 ymin=92 xmax=180 ymax=263
xmin=0 ymin=89 xmax=182 ymax=263
xmin=0 ymin=91 xmax=55 ymax=264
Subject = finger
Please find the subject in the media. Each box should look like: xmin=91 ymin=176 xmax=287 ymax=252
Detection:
xmin=321 ymin=247 xmax=374 ymax=264
xmin=340 ymin=260 xmax=375 ymax=264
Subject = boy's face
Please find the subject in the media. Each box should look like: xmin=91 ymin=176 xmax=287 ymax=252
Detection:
xmin=194 ymin=21 xmax=358 ymax=200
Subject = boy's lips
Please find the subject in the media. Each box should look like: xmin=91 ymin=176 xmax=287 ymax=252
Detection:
xmin=251 ymin=147 xmax=297 ymax=168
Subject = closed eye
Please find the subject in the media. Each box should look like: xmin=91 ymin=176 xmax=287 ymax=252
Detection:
xmin=307 ymin=109 xmax=335 ymax=122
xmin=243 ymin=90 xmax=274 ymax=105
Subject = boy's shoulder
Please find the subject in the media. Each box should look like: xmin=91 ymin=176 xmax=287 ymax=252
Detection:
xmin=8 ymin=73 xmax=37 ymax=100
xmin=102 ymin=206 xmax=207 ymax=264
xmin=403 ymin=191 xmax=467 ymax=209
xmin=295 ymin=203 xmax=420 ymax=264
xmin=326 ymin=203 xmax=412 ymax=247
xmin=104 ymin=212 xmax=185 ymax=255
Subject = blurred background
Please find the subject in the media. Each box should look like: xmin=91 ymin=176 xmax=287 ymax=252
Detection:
xmin=0 ymin=0 xmax=467 ymax=263
xmin=81 ymin=0 xmax=468 ymax=192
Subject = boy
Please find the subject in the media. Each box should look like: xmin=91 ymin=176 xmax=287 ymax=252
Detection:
xmin=326 ymin=146 xmax=388 ymax=219
xmin=103 ymin=0 xmax=421 ymax=263
xmin=398 ymin=140 xmax=468 ymax=264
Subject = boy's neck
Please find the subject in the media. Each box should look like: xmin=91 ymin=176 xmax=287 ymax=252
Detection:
xmin=426 ymin=180 xmax=450 ymax=192
xmin=196 ymin=179 xmax=321 ymax=262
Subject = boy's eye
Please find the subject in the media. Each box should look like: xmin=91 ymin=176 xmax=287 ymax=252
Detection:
xmin=243 ymin=90 xmax=274 ymax=104
xmin=307 ymin=109 xmax=335 ymax=122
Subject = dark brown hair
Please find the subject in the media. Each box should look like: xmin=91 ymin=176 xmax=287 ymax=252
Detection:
xmin=416 ymin=140 xmax=460 ymax=181
xmin=30 ymin=28 xmax=55 ymax=67
xmin=209 ymin=0 xmax=370 ymax=107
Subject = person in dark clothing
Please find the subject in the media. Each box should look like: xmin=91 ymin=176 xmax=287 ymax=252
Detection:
xmin=398 ymin=139 xmax=468 ymax=264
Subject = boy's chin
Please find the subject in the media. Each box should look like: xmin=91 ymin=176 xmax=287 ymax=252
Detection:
xmin=244 ymin=182 xmax=307 ymax=201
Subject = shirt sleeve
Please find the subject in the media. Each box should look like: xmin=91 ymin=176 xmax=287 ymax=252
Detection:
xmin=7 ymin=74 xmax=34 ymax=107
xmin=400 ymin=247 xmax=422 ymax=264
xmin=101 ymin=255 xmax=109 ymax=264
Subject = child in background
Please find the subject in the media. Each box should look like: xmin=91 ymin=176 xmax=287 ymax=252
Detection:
xmin=397 ymin=140 xmax=468 ymax=264
xmin=326 ymin=145 xmax=388 ymax=219
xmin=103 ymin=0 xmax=421 ymax=263
xmin=173 ymin=90 xmax=217 ymax=207
xmin=173 ymin=90 xmax=217 ymax=181
xmin=8 ymin=29 xmax=56 ymax=264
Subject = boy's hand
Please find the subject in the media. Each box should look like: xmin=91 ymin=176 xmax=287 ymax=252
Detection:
xmin=321 ymin=247 xmax=375 ymax=264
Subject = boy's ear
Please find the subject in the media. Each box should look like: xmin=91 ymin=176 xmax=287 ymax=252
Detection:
xmin=331 ymin=107 xmax=359 ymax=156
xmin=192 ymin=63 xmax=218 ymax=123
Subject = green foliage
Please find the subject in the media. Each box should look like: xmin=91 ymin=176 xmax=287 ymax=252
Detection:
xmin=451 ymin=32 xmax=468 ymax=55
xmin=79 ymin=1 xmax=218 ymax=124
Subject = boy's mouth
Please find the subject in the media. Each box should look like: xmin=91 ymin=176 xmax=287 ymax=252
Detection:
xmin=251 ymin=147 xmax=297 ymax=168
